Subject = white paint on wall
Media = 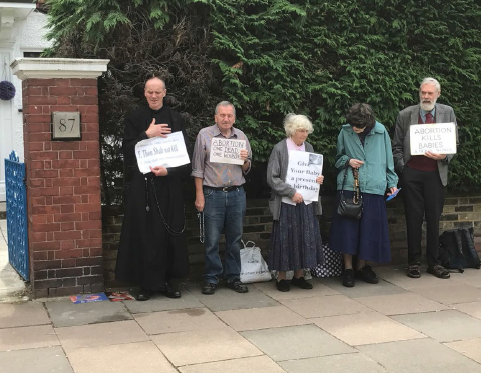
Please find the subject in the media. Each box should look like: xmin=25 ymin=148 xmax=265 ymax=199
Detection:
xmin=0 ymin=10 xmax=51 ymax=201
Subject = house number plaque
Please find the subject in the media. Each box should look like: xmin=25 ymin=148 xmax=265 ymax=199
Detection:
xmin=52 ymin=112 xmax=81 ymax=140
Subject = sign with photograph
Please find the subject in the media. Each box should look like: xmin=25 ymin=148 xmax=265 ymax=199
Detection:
xmin=209 ymin=138 xmax=246 ymax=165
xmin=282 ymin=151 xmax=323 ymax=205
xmin=410 ymin=122 xmax=457 ymax=155
xmin=135 ymin=132 xmax=190 ymax=174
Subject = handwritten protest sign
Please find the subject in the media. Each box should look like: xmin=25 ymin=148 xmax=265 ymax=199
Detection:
xmin=135 ymin=132 xmax=190 ymax=174
xmin=282 ymin=151 xmax=323 ymax=205
xmin=410 ymin=122 xmax=457 ymax=155
xmin=210 ymin=138 xmax=246 ymax=165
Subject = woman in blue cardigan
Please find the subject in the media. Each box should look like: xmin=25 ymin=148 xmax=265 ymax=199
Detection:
xmin=330 ymin=103 xmax=398 ymax=287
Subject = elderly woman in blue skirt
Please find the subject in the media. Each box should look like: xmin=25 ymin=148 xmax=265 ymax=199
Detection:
xmin=267 ymin=114 xmax=325 ymax=292
xmin=330 ymin=103 xmax=398 ymax=287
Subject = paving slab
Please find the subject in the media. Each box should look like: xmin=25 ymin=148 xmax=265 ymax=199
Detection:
xmin=0 ymin=324 xmax=59 ymax=351
xmin=66 ymin=341 xmax=177 ymax=373
xmin=134 ymin=307 xmax=226 ymax=335
xmin=122 ymin=288 xmax=203 ymax=314
xmin=0 ymin=346 xmax=73 ymax=373
xmin=179 ymin=355 xmax=286 ymax=373
xmin=279 ymin=353 xmax=390 ymax=373
xmin=359 ymin=338 xmax=481 ymax=373
xmin=453 ymin=301 xmax=481 ymax=320
xmin=151 ymin=327 xmax=263 ymax=366
xmin=355 ymin=292 xmax=450 ymax=315
xmin=187 ymin=283 xmax=279 ymax=312
xmin=411 ymin=283 xmax=481 ymax=305
xmin=241 ymin=324 xmax=354 ymax=361
xmin=392 ymin=309 xmax=481 ymax=342
xmin=312 ymin=311 xmax=425 ymax=346
xmin=0 ymin=302 xmax=50 ymax=328
xmin=449 ymin=269 xmax=481 ymax=288
xmin=55 ymin=320 xmax=149 ymax=351
xmin=319 ymin=277 xmax=408 ymax=298
xmin=0 ymin=264 xmax=26 ymax=301
xmin=279 ymin=294 xmax=371 ymax=318
xmin=445 ymin=338 xmax=481 ymax=364
xmin=375 ymin=266 xmax=461 ymax=290
xmin=253 ymin=278 xmax=339 ymax=300
xmin=45 ymin=299 xmax=132 ymax=327
xmin=215 ymin=305 xmax=310 ymax=331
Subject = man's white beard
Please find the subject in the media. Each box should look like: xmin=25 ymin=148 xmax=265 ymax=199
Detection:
xmin=420 ymin=98 xmax=436 ymax=111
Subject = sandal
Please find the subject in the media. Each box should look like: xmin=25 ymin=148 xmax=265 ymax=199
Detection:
xmin=427 ymin=265 xmax=450 ymax=279
xmin=407 ymin=265 xmax=421 ymax=278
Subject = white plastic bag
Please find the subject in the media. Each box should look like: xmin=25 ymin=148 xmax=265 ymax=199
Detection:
xmin=240 ymin=241 xmax=272 ymax=283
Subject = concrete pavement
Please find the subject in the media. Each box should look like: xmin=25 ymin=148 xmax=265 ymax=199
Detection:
xmin=1 ymin=219 xmax=481 ymax=372
xmin=0 ymin=219 xmax=28 ymax=303
xmin=0 ymin=267 xmax=481 ymax=372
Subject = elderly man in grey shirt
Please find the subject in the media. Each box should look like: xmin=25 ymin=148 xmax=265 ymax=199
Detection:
xmin=192 ymin=101 xmax=252 ymax=295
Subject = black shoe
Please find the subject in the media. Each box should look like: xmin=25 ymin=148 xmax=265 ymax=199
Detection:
xmin=291 ymin=276 xmax=313 ymax=289
xmin=226 ymin=280 xmax=249 ymax=293
xmin=427 ymin=265 xmax=450 ymax=279
xmin=276 ymin=279 xmax=290 ymax=292
xmin=343 ymin=269 xmax=355 ymax=287
xmin=355 ymin=265 xmax=379 ymax=284
xmin=135 ymin=288 xmax=151 ymax=301
xmin=160 ymin=282 xmax=181 ymax=298
xmin=202 ymin=282 xmax=217 ymax=295
xmin=407 ymin=265 xmax=421 ymax=278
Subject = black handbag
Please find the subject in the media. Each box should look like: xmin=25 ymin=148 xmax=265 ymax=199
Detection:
xmin=337 ymin=166 xmax=363 ymax=219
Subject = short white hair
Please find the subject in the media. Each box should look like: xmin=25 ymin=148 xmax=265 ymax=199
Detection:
xmin=420 ymin=77 xmax=441 ymax=92
xmin=284 ymin=114 xmax=314 ymax=137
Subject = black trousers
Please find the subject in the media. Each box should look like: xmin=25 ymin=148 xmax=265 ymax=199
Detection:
xmin=402 ymin=166 xmax=445 ymax=268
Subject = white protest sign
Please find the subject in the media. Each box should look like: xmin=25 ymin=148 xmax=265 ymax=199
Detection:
xmin=281 ymin=151 xmax=323 ymax=205
xmin=209 ymin=138 xmax=246 ymax=165
xmin=135 ymin=131 xmax=190 ymax=174
xmin=410 ymin=122 xmax=457 ymax=155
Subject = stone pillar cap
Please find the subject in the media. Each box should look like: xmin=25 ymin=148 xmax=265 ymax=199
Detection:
xmin=11 ymin=58 xmax=110 ymax=80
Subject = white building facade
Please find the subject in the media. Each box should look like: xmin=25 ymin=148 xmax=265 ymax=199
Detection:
xmin=0 ymin=1 xmax=50 ymax=201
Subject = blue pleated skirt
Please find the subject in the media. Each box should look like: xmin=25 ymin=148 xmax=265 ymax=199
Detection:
xmin=330 ymin=191 xmax=391 ymax=263
xmin=268 ymin=202 xmax=324 ymax=271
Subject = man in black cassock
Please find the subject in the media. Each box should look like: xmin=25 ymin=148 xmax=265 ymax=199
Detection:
xmin=115 ymin=76 xmax=190 ymax=301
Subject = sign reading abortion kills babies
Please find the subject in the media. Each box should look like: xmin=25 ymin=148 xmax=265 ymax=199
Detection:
xmin=210 ymin=138 xmax=246 ymax=165
xmin=282 ymin=151 xmax=323 ymax=205
xmin=410 ymin=122 xmax=457 ymax=156
xmin=135 ymin=132 xmax=190 ymax=174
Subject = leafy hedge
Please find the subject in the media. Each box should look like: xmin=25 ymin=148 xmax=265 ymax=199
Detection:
xmin=45 ymin=0 xmax=481 ymax=203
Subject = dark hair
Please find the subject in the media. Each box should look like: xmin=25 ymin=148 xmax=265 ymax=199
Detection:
xmin=144 ymin=72 xmax=166 ymax=89
xmin=346 ymin=103 xmax=375 ymax=128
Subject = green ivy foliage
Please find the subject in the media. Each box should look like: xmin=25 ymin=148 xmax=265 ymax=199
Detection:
xmin=44 ymin=0 xmax=481 ymax=203
xmin=204 ymin=0 xmax=481 ymax=192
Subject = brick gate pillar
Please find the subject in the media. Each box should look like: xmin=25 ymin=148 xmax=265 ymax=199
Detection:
xmin=11 ymin=58 xmax=109 ymax=298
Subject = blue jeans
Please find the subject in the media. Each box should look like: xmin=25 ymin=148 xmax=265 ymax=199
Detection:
xmin=203 ymin=186 xmax=246 ymax=284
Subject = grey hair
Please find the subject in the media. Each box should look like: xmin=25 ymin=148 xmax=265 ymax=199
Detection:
xmin=215 ymin=101 xmax=236 ymax=116
xmin=420 ymin=77 xmax=441 ymax=92
xmin=284 ymin=114 xmax=314 ymax=137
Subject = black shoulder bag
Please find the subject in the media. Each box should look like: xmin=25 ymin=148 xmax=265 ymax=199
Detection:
xmin=337 ymin=166 xmax=363 ymax=219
